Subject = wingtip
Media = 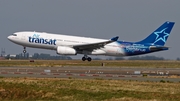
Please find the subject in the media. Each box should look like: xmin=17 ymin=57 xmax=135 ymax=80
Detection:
xmin=111 ymin=36 xmax=119 ymax=41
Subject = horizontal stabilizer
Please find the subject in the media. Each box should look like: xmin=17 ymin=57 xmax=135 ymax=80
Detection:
xmin=149 ymin=46 xmax=169 ymax=51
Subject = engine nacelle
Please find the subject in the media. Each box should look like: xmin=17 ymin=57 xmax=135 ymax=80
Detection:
xmin=57 ymin=46 xmax=77 ymax=55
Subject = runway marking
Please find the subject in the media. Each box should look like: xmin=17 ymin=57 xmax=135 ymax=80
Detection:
xmin=66 ymin=73 xmax=72 ymax=76
xmin=53 ymin=73 xmax=60 ymax=75
xmin=1 ymin=72 xmax=8 ymax=74
xmin=27 ymin=72 xmax=33 ymax=74
xmin=40 ymin=73 xmax=47 ymax=75
xmin=106 ymin=75 xmax=113 ymax=77
xmin=80 ymin=74 xmax=86 ymax=76
xmin=92 ymin=74 xmax=99 ymax=76
xmin=14 ymin=72 xmax=21 ymax=74
xmin=0 ymin=71 xmax=142 ymax=78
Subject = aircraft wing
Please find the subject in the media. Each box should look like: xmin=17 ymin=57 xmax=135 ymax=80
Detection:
xmin=72 ymin=36 xmax=119 ymax=51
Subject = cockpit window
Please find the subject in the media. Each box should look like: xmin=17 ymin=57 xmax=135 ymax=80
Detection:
xmin=12 ymin=34 xmax=17 ymax=36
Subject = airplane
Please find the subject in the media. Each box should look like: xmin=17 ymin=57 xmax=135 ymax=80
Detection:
xmin=7 ymin=21 xmax=175 ymax=61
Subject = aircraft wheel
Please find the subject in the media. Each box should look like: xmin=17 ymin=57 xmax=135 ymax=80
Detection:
xmin=23 ymin=50 xmax=26 ymax=53
xmin=87 ymin=57 xmax=92 ymax=62
xmin=82 ymin=57 xmax=86 ymax=61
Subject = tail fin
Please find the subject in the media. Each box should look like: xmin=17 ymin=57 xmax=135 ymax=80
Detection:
xmin=135 ymin=21 xmax=175 ymax=46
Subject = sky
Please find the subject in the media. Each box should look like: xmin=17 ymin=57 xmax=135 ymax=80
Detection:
xmin=0 ymin=0 xmax=180 ymax=60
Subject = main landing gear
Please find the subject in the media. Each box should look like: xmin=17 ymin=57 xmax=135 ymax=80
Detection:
xmin=82 ymin=55 xmax=92 ymax=62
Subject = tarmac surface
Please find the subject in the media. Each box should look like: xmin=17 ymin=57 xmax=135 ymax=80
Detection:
xmin=0 ymin=66 xmax=180 ymax=82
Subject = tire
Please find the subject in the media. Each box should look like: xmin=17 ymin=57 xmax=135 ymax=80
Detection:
xmin=87 ymin=57 xmax=92 ymax=62
xmin=82 ymin=57 xmax=86 ymax=61
xmin=23 ymin=50 xmax=26 ymax=53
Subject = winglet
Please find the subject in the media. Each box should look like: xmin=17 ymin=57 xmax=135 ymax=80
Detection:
xmin=111 ymin=36 xmax=119 ymax=41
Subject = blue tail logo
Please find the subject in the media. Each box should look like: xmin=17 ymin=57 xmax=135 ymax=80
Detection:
xmin=136 ymin=21 xmax=175 ymax=46
xmin=153 ymin=27 xmax=169 ymax=44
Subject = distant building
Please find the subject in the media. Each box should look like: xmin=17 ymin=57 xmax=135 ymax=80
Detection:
xmin=3 ymin=53 xmax=71 ymax=60
xmin=1 ymin=48 xmax=6 ymax=57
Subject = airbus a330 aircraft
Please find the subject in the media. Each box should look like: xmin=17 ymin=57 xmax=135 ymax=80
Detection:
xmin=8 ymin=21 xmax=174 ymax=61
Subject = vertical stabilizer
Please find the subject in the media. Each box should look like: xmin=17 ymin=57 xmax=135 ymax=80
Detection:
xmin=135 ymin=21 xmax=175 ymax=46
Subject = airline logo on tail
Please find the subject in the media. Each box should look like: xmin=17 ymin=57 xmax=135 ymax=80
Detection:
xmin=135 ymin=21 xmax=174 ymax=46
xmin=28 ymin=34 xmax=57 ymax=45
xmin=153 ymin=28 xmax=169 ymax=44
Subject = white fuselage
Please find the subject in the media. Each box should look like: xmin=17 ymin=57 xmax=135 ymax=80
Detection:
xmin=8 ymin=31 xmax=125 ymax=56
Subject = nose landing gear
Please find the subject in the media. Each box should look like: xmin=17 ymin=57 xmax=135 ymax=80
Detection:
xmin=82 ymin=55 xmax=92 ymax=62
xmin=23 ymin=47 xmax=26 ymax=53
xmin=22 ymin=47 xmax=27 ymax=58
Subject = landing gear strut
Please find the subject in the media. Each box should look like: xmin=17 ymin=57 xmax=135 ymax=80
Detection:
xmin=82 ymin=55 xmax=92 ymax=62
xmin=23 ymin=47 xmax=27 ymax=58
xmin=23 ymin=47 xmax=26 ymax=53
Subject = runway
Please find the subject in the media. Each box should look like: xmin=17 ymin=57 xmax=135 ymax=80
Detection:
xmin=0 ymin=66 xmax=180 ymax=82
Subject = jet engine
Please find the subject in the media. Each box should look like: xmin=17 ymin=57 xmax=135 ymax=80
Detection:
xmin=57 ymin=46 xmax=77 ymax=55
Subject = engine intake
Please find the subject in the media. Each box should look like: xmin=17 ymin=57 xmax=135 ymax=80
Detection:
xmin=57 ymin=46 xmax=77 ymax=55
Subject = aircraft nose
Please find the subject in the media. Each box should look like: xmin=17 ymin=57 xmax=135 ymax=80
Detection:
xmin=7 ymin=35 xmax=12 ymax=40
